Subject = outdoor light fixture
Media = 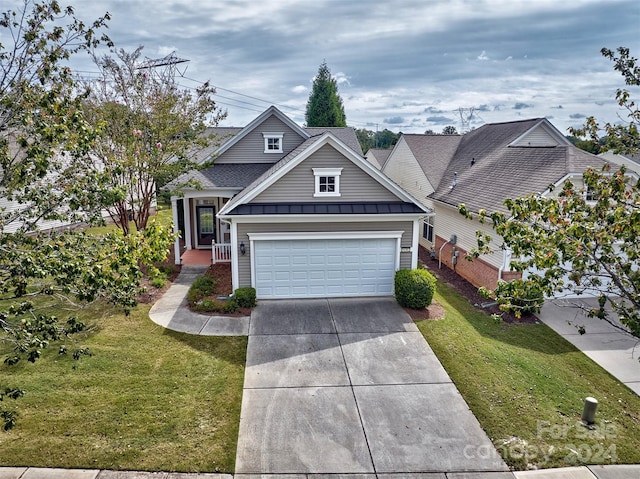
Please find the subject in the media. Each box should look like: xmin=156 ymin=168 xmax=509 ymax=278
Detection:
xmin=240 ymin=242 xmax=246 ymax=255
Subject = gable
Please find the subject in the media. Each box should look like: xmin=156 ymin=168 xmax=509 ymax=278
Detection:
xmin=509 ymin=120 xmax=571 ymax=147
xmin=215 ymin=114 xmax=307 ymax=164
xmin=382 ymin=137 xmax=435 ymax=202
xmin=253 ymin=143 xmax=399 ymax=203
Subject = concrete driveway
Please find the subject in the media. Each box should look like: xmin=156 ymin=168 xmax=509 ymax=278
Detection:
xmin=235 ymin=297 xmax=508 ymax=475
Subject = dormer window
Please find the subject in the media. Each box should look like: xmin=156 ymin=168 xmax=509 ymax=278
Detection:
xmin=313 ymin=168 xmax=343 ymax=197
xmin=263 ymin=133 xmax=284 ymax=153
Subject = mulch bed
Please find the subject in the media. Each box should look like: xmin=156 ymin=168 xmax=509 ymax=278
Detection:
xmin=137 ymin=248 xmax=182 ymax=304
xmin=198 ymin=263 xmax=252 ymax=317
xmin=147 ymin=246 xmax=536 ymax=323
xmin=417 ymin=246 xmax=537 ymax=324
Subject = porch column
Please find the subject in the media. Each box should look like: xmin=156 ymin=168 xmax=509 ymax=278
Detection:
xmin=411 ymin=218 xmax=420 ymax=269
xmin=171 ymin=196 xmax=181 ymax=265
xmin=183 ymin=196 xmax=192 ymax=250
xmin=231 ymin=221 xmax=239 ymax=291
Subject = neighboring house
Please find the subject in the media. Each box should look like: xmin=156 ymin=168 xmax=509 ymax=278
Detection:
xmin=364 ymin=148 xmax=392 ymax=169
xmin=598 ymin=151 xmax=640 ymax=175
xmin=382 ymin=118 xmax=607 ymax=292
xmin=168 ymin=106 xmax=429 ymax=299
xmin=378 ymin=134 xmax=463 ymax=251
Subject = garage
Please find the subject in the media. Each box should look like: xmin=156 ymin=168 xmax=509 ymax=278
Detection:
xmin=251 ymin=235 xmax=400 ymax=299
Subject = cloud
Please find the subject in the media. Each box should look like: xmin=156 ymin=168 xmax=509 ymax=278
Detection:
xmin=334 ymin=71 xmax=351 ymax=86
xmin=51 ymin=0 xmax=638 ymax=135
xmin=426 ymin=116 xmax=455 ymax=124
xmin=384 ymin=116 xmax=404 ymax=124
xmin=513 ymin=102 xmax=533 ymax=110
xmin=569 ymin=113 xmax=586 ymax=119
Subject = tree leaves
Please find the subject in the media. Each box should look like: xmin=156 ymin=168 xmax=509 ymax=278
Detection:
xmin=305 ymin=61 xmax=347 ymax=127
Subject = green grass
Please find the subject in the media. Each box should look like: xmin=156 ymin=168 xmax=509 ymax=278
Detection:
xmin=417 ymin=282 xmax=640 ymax=469
xmin=0 ymin=303 xmax=246 ymax=473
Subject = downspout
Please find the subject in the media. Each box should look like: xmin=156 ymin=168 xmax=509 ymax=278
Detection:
xmin=497 ymin=248 xmax=512 ymax=281
xmin=439 ymin=234 xmax=457 ymax=269
xmin=438 ymin=240 xmax=450 ymax=269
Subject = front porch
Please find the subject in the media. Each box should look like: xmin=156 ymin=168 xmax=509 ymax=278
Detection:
xmin=171 ymin=193 xmax=236 ymax=266
xmin=179 ymin=244 xmax=232 ymax=266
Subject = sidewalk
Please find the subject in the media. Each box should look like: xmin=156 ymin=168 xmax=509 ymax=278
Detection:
xmin=537 ymin=298 xmax=640 ymax=395
xmin=2 ymin=464 xmax=640 ymax=478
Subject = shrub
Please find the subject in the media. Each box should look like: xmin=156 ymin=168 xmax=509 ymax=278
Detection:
xmin=187 ymin=275 xmax=216 ymax=305
xmin=490 ymin=278 xmax=545 ymax=318
xmin=233 ymin=287 xmax=256 ymax=308
xmin=394 ymin=268 xmax=437 ymax=309
xmin=192 ymin=298 xmax=238 ymax=314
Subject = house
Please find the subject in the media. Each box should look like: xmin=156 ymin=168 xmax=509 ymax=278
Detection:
xmin=168 ymin=106 xmax=429 ymax=299
xmin=598 ymin=151 xmax=640 ymax=175
xmin=381 ymin=118 xmax=607 ymax=291
xmin=364 ymin=148 xmax=392 ymax=169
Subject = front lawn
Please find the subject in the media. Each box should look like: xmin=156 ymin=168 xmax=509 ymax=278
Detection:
xmin=417 ymin=282 xmax=640 ymax=469
xmin=0 ymin=302 xmax=246 ymax=473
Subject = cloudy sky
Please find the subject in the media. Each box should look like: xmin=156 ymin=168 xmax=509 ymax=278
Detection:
xmin=6 ymin=0 xmax=640 ymax=134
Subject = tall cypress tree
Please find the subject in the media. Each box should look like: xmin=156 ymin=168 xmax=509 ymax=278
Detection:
xmin=305 ymin=62 xmax=347 ymax=127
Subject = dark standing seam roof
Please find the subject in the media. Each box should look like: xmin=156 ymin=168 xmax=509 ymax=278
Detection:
xmin=430 ymin=119 xmax=608 ymax=214
xmin=227 ymin=202 xmax=425 ymax=215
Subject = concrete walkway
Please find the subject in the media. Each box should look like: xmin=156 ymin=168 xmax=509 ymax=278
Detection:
xmin=149 ymin=265 xmax=250 ymax=336
xmin=537 ymin=298 xmax=640 ymax=395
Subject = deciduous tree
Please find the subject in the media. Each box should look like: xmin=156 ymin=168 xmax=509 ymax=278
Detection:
xmin=0 ymin=1 xmax=174 ymax=430
xmin=84 ymin=47 xmax=226 ymax=234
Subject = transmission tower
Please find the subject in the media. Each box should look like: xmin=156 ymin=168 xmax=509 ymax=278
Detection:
xmin=455 ymin=107 xmax=483 ymax=133
xmin=136 ymin=51 xmax=190 ymax=82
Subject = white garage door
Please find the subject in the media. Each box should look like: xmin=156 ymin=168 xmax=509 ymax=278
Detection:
xmin=254 ymin=238 xmax=397 ymax=299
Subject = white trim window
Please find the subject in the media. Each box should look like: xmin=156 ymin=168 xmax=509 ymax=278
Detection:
xmin=584 ymin=185 xmax=598 ymax=203
xmin=263 ymin=132 xmax=284 ymax=153
xmin=313 ymin=167 xmax=343 ymax=197
xmin=422 ymin=216 xmax=434 ymax=243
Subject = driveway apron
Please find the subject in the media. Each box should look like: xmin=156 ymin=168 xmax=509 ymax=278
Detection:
xmin=235 ymin=297 xmax=507 ymax=475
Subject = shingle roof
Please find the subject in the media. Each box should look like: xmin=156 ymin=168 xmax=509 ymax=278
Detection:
xmin=430 ymin=119 xmax=608 ymax=214
xmin=185 ymin=127 xmax=243 ymax=163
xmin=169 ymin=163 xmax=273 ymax=189
xmin=402 ymin=134 xmax=462 ymax=190
xmin=305 ymin=127 xmax=363 ymax=155
xmin=366 ymin=148 xmax=392 ymax=169
xmin=227 ymin=202 xmax=424 ymax=215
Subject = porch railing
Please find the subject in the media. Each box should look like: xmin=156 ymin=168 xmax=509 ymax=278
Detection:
xmin=212 ymin=241 xmax=232 ymax=264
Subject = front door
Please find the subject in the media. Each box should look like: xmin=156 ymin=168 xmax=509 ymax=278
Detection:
xmin=196 ymin=206 xmax=216 ymax=248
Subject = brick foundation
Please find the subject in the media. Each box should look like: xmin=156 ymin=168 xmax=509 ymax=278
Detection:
xmin=433 ymin=235 xmax=521 ymax=291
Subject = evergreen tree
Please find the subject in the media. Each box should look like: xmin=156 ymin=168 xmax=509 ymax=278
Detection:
xmin=305 ymin=62 xmax=347 ymax=127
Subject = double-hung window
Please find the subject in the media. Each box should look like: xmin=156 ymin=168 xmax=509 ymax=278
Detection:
xmin=422 ymin=216 xmax=434 ymax=243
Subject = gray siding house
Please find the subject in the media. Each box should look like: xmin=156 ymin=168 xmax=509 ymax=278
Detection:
xmin=381 ymin=118 xmax=608 ymax=294
xmin=169 ymin=106 xmax=428 ymax=299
